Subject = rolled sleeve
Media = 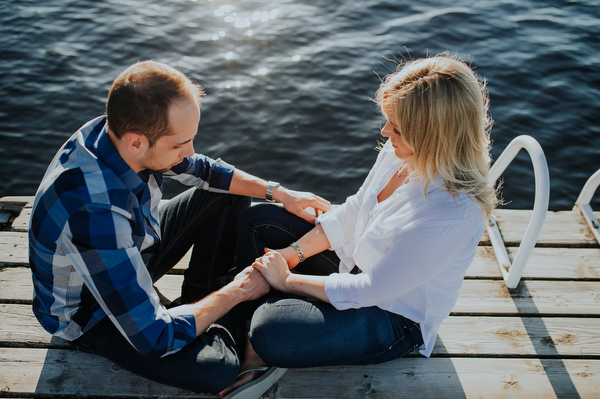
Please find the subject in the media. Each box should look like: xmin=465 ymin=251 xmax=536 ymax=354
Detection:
xmin=166 ymin=154 xmax=234 ymax=192
xmin=325 ymin=273 xmax=371 ymax=310
xmin=316 ymin=203 xmax=350 ymax=250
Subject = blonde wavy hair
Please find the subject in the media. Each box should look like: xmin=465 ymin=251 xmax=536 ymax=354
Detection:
xmin=375 ymin=55 xmax=497 ymax=218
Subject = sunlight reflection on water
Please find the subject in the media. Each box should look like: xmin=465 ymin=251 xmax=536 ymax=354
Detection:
xmin=0 ymin=0 xmax=598 ymax=210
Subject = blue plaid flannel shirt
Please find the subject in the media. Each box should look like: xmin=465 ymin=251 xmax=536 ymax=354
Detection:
xmin=29 ymin=116 xmax=235 ymax=359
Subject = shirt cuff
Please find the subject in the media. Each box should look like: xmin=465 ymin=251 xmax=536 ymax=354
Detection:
xmin=316 ymin=205 xmax=347 ymax=250
xmin=167 ymin=304 xmax=197 ymax=338
xmin=324 ymin=273 xmax=361 ymax=310
xmin=211 ymin=158 xmax=235 ymax=191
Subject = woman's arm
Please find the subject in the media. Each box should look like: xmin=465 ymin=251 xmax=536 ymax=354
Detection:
xmin=325 ymin=220 xmax=477 ymax=310
xmin=253 ymin=251 xmax=330 ymax=303
xmin=277 ymin=223 xmax=332 ymax=269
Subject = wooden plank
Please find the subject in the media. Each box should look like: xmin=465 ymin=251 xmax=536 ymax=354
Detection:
xmin=274 ymin=358 xmax=600 ymax=398
xmin=4 ymin=301 xmax=599 ymax=358
xmin=13 ymin=208 xmax=599 ymax=273
xmin=467 ymin=246 xmax=600 ymax=280
xmin=9 ymin=204 xmax=600 ymax=247
xmin=0 ymin=231 xmax=29 ymax=266
xmin=0 ymin=347 xmax=214 ymax=398
xmin=0 ymin=195 xmax=34 ymax=210
xmin=13 ymin=243 xmax=599 ymax=282
xmin=5 ymin=268 xmax=600 ymax=316
xmin=0 ymin=228 xmax=191 ymax=272
xmin=11 ymin=207 xmax=31 ymax=232
xmin=507 ymin=247 xmax=600 ymax=279
xmin=154 ymin=273 xmax=184 ymax=302
xmin=453 ymin=280 xmax=600 ymax=315
xmin=1 ymin=347 xmax=597 ymax=399
xmin=0 ymin=267 xmax=184 ymax=304
xmin=494 ymin=209 xmax=598 ymax=248
xmin=0 ymin=304 xmax=71 ymax=349
xmin=436 ymin=316 xmax=600 ymax=357
xmin=0 ymin=267 xmax=33 ymax=303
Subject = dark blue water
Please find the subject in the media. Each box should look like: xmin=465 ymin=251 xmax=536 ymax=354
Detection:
xmin=1 ymin=0 xmax=599 ymax=210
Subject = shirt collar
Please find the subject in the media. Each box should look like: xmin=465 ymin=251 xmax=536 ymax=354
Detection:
xmin=95 ymin=116 xmax=147 ymax=197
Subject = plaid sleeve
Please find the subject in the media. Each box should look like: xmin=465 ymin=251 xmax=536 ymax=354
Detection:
xmin=61 ymin=202 xmax=196 ymax=359
xmin=165 ymin=154 xmax=234 ymax=192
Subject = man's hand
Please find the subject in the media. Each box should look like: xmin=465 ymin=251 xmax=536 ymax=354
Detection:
xmin=273 ymin=186 xmax=331 ymax=224
xmin=189 ymin=266 xmax=269 ymax=336
xmin=231 ymin=266 xmax=271 ymax=301
xmin=227 ymin=170 xmax=330 ymax=223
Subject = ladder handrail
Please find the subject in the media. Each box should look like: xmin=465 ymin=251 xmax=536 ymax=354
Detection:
xmin=573 ymin=168 xmax=600 ymax=245
xmin=487 ymin=135 xmax=550 ymax=289
xmin=575 ymin=168 xmax=600 ymax=207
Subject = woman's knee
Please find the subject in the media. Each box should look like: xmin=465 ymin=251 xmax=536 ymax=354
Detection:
xmin=248 ymin=299 xmax=281 ymax=342
xmin=249 ymin=298 xmax=326 ymax=360
xmin=248 ymin=299 xmax=296 ymax=351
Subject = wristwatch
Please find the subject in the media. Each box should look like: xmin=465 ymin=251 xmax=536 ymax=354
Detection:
xmin=266 ymin=181 xmax=280 ymax=202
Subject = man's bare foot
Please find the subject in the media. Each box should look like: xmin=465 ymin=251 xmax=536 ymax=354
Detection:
xmin=219 ymin=336 xmax=269 ymax=397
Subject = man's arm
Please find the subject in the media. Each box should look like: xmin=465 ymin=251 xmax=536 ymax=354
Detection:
xmin=187 ymin=266 xmax=270 ymax=335
xmin=275 ymin=224 xmax=332 ymax=270
xmin=228 ymin=169 xmax=331 ymax=223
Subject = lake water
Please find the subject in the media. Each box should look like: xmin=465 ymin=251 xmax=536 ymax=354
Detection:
xmin=1 ymin=0 xmax=599 ymax=210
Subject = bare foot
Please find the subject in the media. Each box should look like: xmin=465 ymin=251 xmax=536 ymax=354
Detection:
xmin=219 ymin=336 xmax=269 ymax=397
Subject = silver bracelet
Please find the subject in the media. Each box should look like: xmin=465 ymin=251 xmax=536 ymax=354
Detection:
xmin=266 ymin=181 xmax=280 ymax=202
xmin=290 ymin=241 xmax=306 ymax=262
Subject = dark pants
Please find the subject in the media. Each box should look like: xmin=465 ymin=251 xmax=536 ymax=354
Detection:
xmin=237 ymin=204 xmax=424 ymax=368
xmin=75 ymin=188 xmax=251 ymax=394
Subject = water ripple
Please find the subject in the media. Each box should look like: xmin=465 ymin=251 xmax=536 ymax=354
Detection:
xmin=0 ymin=0 xmax=598 ymax=209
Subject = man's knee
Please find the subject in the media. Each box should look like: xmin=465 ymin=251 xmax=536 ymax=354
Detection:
xmin=178 ymin=329 xmax=242 ymax=393
xmin=239 ymin=203 xmax=282 ymax=231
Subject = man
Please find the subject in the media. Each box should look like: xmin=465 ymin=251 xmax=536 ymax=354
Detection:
xmin=29 ymin=61 xmax=330 ymax=394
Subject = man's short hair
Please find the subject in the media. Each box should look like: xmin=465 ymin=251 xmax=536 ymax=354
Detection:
xmin=106 ymin=61 xmax=205 ymax=146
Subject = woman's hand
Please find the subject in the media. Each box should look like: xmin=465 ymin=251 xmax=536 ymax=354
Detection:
xmin=252 ymin=250 xmax=291 ymax=292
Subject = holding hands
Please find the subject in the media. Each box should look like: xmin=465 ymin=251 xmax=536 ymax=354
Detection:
xmin=252 ymin=249 xmax=330 ymax=303
xmin=251 ymin=250 xmax=290 ymax=293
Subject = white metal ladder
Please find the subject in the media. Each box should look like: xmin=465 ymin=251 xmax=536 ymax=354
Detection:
xmin=573 ymin=168 xmax=600 ymax=245
xmin=486 ymin=135 xmax=550 ymax=289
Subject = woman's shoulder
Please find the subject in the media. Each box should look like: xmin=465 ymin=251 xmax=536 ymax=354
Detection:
xmin=418 ymin=183 xmax=485 ymax=223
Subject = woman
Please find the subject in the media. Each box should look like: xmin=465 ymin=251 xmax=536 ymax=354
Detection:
xmin=222 ymin=55 xmax=496 ymax=397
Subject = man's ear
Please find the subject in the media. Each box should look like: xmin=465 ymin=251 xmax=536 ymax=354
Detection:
xmin=121 ymin=131 xmax=148 ymax=156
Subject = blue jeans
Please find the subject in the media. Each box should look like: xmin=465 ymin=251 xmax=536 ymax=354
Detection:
xmin=237 ymin=204 xmax=424 ymax=368
xmin=236 ymin=204 xmax=339 ymax=276
xmin=75 ymin=188 xmax=251 ymax=393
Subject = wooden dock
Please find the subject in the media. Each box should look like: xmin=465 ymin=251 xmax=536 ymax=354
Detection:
xmin=1 ymin=195 xmax=599 ymax=398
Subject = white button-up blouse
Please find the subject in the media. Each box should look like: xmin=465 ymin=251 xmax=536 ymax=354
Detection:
xmin=317 ymin=140 xmax=485 ymax=357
